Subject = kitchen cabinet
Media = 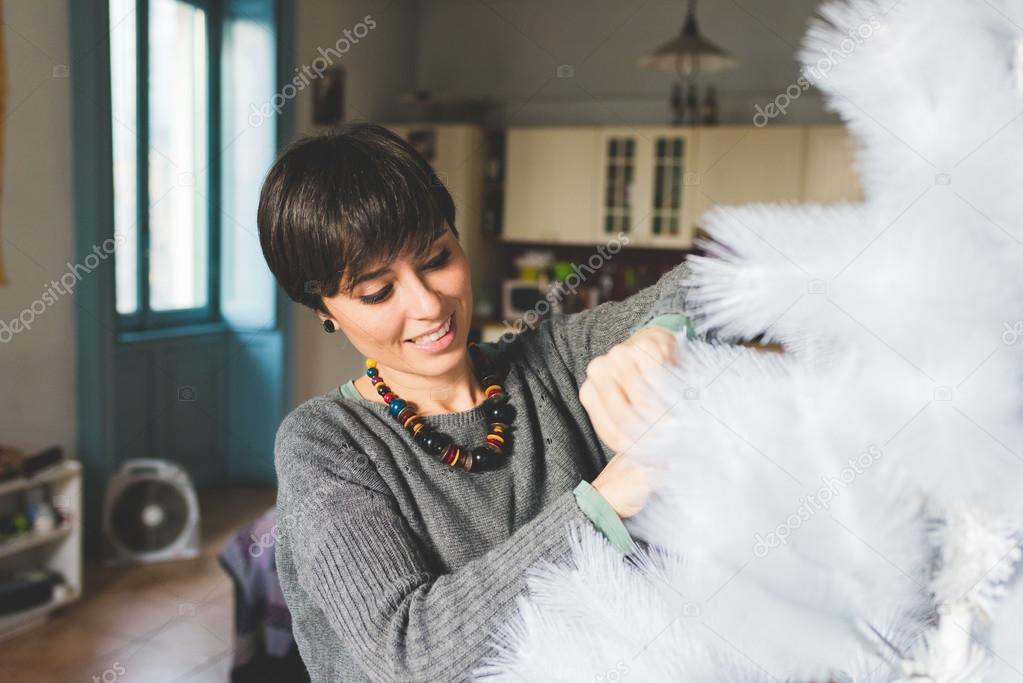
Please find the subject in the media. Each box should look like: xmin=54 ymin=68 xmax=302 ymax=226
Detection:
xmin=637 ymin=129 xmax=696 ymax=248
xmin=503 ymin=124 xmax=861 ymax=249
xmin=595 ymin=126 xmax=803 ymax=248
xmin=683 ymin=126 xmax=806 ymax=242
xmin=801 ymin=125 xmax=865 ymax=203
xmin=596 ymin=128 xmax=640 ymax=242
xmin=502 ymin=127 xmax=602 ymax=245
xmin=594 ymin=127 xmax=697 ymax=248
xmin=380 ymin=123 xmax=500 ymax=296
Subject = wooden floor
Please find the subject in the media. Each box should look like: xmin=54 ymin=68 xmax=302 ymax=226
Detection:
xmin=0 ymin=487 xmax=277 ymax=683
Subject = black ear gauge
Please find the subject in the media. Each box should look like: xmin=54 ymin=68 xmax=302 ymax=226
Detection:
xmin=323 ymin=319 xmax=336 ymax=333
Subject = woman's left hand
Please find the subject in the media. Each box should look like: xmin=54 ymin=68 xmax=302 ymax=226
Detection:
xmin=578 ymin=326 xmax=684 ymax=457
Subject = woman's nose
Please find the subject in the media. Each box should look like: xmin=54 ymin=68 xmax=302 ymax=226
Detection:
xmin=402 ymin=271 xmax=445 ymax=318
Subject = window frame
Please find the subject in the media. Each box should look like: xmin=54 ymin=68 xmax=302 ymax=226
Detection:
xmin=116 ymin=0 xmax=223 ymax=332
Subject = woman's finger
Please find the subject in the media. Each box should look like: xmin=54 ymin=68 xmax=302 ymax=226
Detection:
xmin=579 ymin=361 xmax=634 ymax=454
xmin=604 ymin=347 xmax=665 ymax=434
xmin=595 ymin=350 xmax=661 ymax=451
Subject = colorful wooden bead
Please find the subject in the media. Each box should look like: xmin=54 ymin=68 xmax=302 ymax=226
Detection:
xmin=363 ymin=343 xmax=511 ymax=473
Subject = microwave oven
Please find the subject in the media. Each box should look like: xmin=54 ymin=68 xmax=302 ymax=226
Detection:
xmin=501 ymin=279 xmax=563 ymax=321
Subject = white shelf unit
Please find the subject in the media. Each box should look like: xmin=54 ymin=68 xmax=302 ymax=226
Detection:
xmin=0 ymin=460 xmax=83 ymax=641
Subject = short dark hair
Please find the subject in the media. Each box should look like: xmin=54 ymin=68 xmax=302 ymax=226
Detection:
xmin=257 ymin=122 xmax=458 ymax=313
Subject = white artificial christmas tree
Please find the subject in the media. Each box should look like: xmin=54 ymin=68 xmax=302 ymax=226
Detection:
xmin=474 ymin=0 xmax=1023 ymax=680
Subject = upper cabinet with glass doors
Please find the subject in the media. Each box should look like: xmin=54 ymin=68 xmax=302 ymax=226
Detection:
xmin=595 ymin=127 xmax=696 ymax=247
xmin=502 ymin=124 xmax=861 ymax=249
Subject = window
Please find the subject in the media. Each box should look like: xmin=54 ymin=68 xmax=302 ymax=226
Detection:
xmin=110 ymin=0 xmax=219 ymax=329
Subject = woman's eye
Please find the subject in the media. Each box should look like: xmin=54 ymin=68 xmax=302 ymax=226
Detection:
xmin=423 ymin=248 xmax=451 ymax=270
xmin=360 ymin=284 xmax=392 ymax=305
xmin=357 ymin=249 xmax=449 ymax=304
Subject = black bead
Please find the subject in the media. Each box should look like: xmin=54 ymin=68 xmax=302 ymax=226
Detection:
xmin=377 ymin=384 xmax=390 ymax=396
xmin=470 ymin=446 xmax=503 ymax=472
xmin=419 ymin=430 xmax=451 ymax=456
xmin=470 ymin=345 xmax=502 ymax=380
xmin=483 ymin=395 xmax=512 ymax=423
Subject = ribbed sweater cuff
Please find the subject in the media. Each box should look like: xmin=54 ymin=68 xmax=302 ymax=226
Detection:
xmin=573 ymin=480 xmax=635 ymax=554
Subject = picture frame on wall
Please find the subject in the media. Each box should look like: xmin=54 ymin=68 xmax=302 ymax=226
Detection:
xmin=312 ymin=66 xmax=345 ymax=126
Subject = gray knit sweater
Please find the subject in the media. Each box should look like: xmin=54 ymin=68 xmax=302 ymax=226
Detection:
xmin=274 ymin=260 xmax=692 ymax=682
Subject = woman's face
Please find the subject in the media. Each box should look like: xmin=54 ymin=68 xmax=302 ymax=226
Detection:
xmin=320 ymin=224 xmax=473 ymax=378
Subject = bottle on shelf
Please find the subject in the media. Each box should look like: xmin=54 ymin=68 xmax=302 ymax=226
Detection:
xmin=683 ymin=83 xmax=699 ymax=125
xmin=701 ymin=84 xmax=720 ymax=125
xmin=670 ymin=82 xmax=684 ymax=125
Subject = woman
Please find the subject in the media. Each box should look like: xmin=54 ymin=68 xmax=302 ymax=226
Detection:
xmin=257 ymin=122 xmax=693 ymax=682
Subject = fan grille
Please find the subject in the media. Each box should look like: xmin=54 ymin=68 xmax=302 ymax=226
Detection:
xmin=111 ymin=479 xmax=190 ymax=553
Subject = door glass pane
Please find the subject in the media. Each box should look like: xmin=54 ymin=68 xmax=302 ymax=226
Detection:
xmin=651 ymin=136 xmax=685 ymax=237
xmin=603 ymin=136 xmax=634 ymax=234
xmin=110 ymin=0 xmax=138 ymax=315
xmin=148 ymin=0 xmax=209 ymax=312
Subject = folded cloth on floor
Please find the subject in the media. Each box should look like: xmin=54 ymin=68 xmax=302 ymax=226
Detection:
xmin=218 ymin=506 xmax=305 ymax=678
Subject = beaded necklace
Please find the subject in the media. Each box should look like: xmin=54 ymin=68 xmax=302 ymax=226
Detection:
xmin=363 ymin=342 xmax=513 ymax=473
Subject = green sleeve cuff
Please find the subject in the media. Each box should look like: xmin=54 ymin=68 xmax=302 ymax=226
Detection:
xmin=573 ymin=480 xmax=635 ymax=555
xmin=641 ymin=313 xmax=696 ymax=340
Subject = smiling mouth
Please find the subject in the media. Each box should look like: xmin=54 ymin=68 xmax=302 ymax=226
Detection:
xmin=406 ymin=313 xmax=453 ymax=344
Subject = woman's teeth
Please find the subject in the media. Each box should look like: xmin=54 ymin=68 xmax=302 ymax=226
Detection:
xmin=411 ymin=315 xmax=451 ymax=344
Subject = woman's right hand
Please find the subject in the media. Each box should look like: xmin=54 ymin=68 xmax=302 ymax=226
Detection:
xmin=590 ymin=450 xmax=660 ymax=519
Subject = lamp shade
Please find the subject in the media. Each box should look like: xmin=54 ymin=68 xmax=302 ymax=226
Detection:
xmin=639 ymin=0 xmax=738 ymax=77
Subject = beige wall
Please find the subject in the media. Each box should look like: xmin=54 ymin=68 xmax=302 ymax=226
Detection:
xmin=0 ymin=0 xmax=75 ymax=455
